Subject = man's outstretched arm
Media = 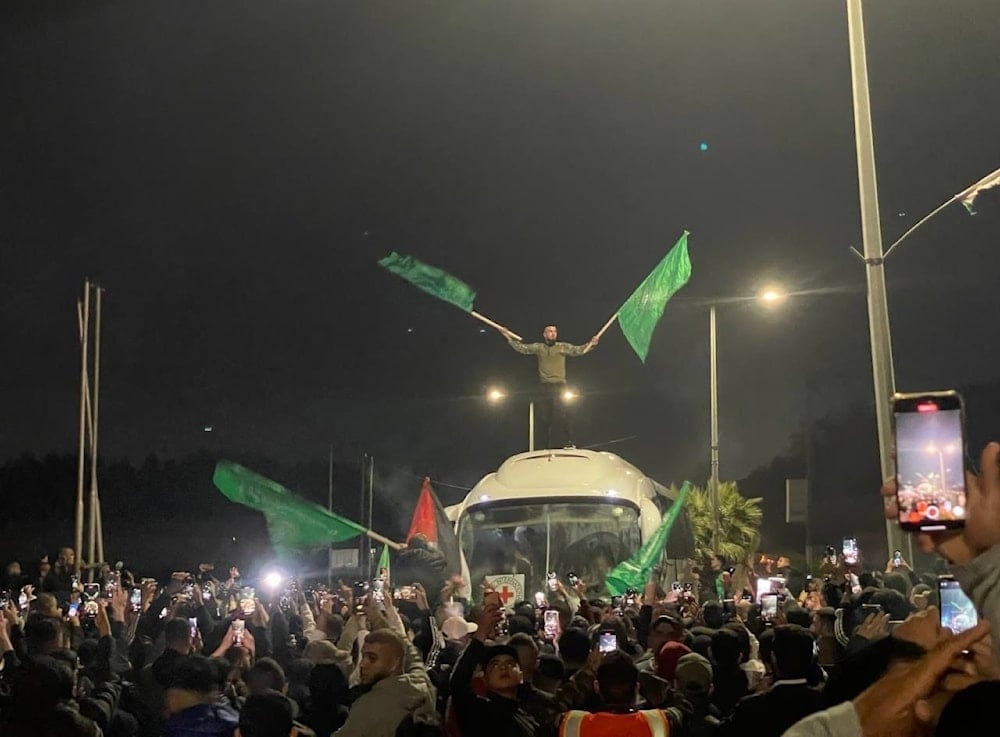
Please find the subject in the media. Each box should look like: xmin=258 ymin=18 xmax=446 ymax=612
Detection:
xmin=500 ymin=327 xmax=541 ymax=354
xmin=562 ymin=335 xmax=600 ymax=356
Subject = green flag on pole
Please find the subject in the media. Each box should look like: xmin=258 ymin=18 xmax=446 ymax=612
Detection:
xmin=617 ymin=232 xmax=692 ymax=363
xmin=213 ymin=460 xmax=368 ymax=555
xmin=378 ymin=252 xmax=477 ymax=312
xmin=605 ymin=482 xmax=691 ymax=596
xmin=378 ymin=543 xmax=391 ymax=581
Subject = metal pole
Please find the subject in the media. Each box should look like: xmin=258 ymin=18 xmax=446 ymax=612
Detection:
xmin=367 ymin=455 xmax=375 ymax=580
xmin=75 ymin=283 xmax=90 ymax=578
xmin=846 ymin=0 xmax=910 ymax=561
xmin=328 ymin=444 xmax=334 ymax=586
xmin=88 ymin=287 xmax=103 ymax=576
xmin=359 ymin=452 xmax=366 ymax=580
xmin=710 ymin=306 xmax=720 ymax=554
xmin=529 ymin=401 xmax=535 ymax=452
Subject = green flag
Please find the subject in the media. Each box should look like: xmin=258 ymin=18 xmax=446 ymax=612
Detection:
xmin=605 ymin=482 xmax=691 ymax=596
xmin=378 ymin=252 xmax=477 ymax=312
xmin=617 ymin=232 xmax=692 ymax=363
xmin=213 ymin=460 xmax=368 ymax=555
xmin=377 ymin=543 xmax=391 ymax=580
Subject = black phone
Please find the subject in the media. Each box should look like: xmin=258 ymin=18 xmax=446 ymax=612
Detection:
xmin=893 ymin=391 xmax=966 ymax=531
xmin=761 ymin=594 xmax=778 ymax=622
xmin=939 ymin=576 xmax=978 ymax=634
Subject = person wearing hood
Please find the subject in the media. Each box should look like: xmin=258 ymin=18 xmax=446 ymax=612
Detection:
xmin=333 ymin=627 xmax=439 ymax=737
xmin=500 ymin=323 xmax=598 ymax=449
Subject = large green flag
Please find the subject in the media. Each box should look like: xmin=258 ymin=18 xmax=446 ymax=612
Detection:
xmin=605 ymin=482 xmax=691 ymax=596
xmin=213 ymin=460 xmax=368 ymax=555
xmin=378 ymin=252 xmax=477 ymax=312
xmin=617 ymin=232 xmax=692 ymax=363
xmin=377 ymin=543 xmax=391 ymax=580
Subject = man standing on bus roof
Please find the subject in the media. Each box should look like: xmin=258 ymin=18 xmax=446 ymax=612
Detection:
xmin=499 ymin=324 xmax=599 ymax=449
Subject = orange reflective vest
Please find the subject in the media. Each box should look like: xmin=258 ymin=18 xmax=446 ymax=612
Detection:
xmin=559 ymin=709 xmax=671 ymax=737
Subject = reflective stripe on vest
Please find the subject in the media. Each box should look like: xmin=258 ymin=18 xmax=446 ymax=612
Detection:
xmin=559 ymin=709 xmax=670 ymax=737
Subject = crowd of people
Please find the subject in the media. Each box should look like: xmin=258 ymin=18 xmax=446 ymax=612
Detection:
xmin=1 ymin=441 xmax=999 ymax=737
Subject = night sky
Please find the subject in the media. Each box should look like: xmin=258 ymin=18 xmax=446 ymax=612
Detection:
xmin=3 ymin=0 xmax=999 ymax=511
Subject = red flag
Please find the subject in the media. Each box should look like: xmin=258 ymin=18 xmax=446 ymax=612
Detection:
xmin=406 ymin=477 xmax=462 ymax=574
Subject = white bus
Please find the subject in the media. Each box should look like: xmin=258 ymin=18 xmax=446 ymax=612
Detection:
xmin=446 ymin=448 xmax=694 ymax=598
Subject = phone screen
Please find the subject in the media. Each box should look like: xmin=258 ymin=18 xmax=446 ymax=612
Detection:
xmin=130 ymin=588 xmax=142 ymax=611
xmin=939 ymin=578 xmax=978 ymax=634
xmin=598 ymin=631 xmax=617 ymax=653
xmin=842 ymin=538 xmax=858 ymax=566
xmin=68 ymin=602 xmax=80 ymax=617
xmin=83 ymin=583 xmax=100 ymax=601
xmin=761 ymin=594 xmax=778 ymax=621
xmin=543 ymin=609 xmax=560 ymax=640
xmin=894 ymin=392 xmax=966 ymax=531
xmin=188 ymin=617 xmax=198 ymax=638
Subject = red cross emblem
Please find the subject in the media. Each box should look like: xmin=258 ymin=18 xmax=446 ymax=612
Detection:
xmin=497 ymin=585 xmax=516 ymax=605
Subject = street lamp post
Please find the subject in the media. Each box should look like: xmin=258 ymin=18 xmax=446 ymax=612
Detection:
xmin=487 ymin=387 xmax=536 ymax=451
xmin=709 ymin=288 xmax=784 ymax=555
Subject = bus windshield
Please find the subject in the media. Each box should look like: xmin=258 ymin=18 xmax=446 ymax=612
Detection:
xmin=457 ymin=500 xmax=641 ymax=597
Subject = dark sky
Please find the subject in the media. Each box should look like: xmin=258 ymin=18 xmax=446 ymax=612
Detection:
xmin=2 ymin=0 xmax=999 ymax=498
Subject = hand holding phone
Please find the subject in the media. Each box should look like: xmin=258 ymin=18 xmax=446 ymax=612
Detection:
xmin=893 ymin=391 xmax=966 ymax=531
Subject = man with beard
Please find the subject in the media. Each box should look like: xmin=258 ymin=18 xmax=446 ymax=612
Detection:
xmin=500 ymin=324 xmax=598 ymax=449
xmin=334 ymin=628 xmax=438 ymax=737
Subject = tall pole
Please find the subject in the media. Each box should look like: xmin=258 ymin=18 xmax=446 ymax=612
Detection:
xmin=846 ymin=0 xmax=909 ymax=560
xmin=88 ymin=287 xmax=103 ymax=575
xmin=528 ymin=401 xmax=535 ymax=452
xmin=367 ymin=455 xmax=375 ymax=580
xmin=328 ymin=444 xmax=335 ymax=586
xmin=75 ymin=282 xmax=91 ymax=578
xmin=709 ymin=306 xmax=720 ymax=554
xmin=359 ymin=452 xmax=366 ymax=580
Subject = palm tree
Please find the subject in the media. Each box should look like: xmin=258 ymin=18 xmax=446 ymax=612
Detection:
xmin=681 ymin=481 xmax=763 ymax=563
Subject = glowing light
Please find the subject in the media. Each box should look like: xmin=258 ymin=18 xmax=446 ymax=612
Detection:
xmin=263 ymin=572 xmax=283 ymax=589
xmin=699 ymin=142 xmax=709 ymax=151
xmin=562 ymin=389 xmax=578 ymax=402
xmin=486 ymin=387 xmax=506 ymax=403
xmin=758 ymin=287 xmax=786 ymax=304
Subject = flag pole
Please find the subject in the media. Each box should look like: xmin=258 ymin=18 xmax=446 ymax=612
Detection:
xmin=365 ymin=529 xmax=404 ymax=550
xmin=593 ymin=312 xmax=619 ymax=341
xmin=470 ymin=311 xmax=522 ymax=341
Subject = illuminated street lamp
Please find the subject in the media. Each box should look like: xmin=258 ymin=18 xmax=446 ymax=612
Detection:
xmin=708 ymin=287 xmax=785 ymax=552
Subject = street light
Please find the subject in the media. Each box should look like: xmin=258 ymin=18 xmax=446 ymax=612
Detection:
xmin=562 ymin=388 xmax=578 ymax=402
xmin=485 ymin=386 xmax=535 ymax=452
xmin=709 ymin=287 xmax=785 ymax=553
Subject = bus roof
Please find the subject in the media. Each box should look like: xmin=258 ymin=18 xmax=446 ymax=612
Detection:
xmin=449 ymin=449 xmax=656 ymax=520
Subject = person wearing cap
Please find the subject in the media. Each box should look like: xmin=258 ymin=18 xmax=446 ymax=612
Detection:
xmin=559 ymin=650 xmax=685 ymax=737
xmin=674 ymin=653 xmax=720 ymax=736
xmin=442 ymin=615 xmax=478 ymax=644
xmin=635 ymin=612 xmax=686 ymax=705
xmin=450 ymin=600 xmax=541 ymax=737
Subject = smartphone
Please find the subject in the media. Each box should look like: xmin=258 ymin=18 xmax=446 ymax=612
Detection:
xmin=566 ymin=572 xmax=580 ymax=587
xmin=130 ymin=588 xmax=142 ymax=612
xmin=893 ymin=550 xmax=903 ymax=568
xmin=83 ymin=583 xmax=101 ymax=601
xmin=939 ymin=576 xmax=978 ymax=634
xmin=861 ymin=603 xmax=883 ymax=616
xmin=842 ymin=538 xmax=859 ymax=566
xmin=17 ymin=590 xmax=29 ymax=611
xmin=671 ymin=581 xmax=682 ymax=592
xmin=824 ymin=545 xmax=838 ymax=566
xmin=893 ymin=391 xmax=966 ymax=531
xmin=761 ymin=594 xmax=778 ymax=622
xmin=610 ymin=596 xmax=623 ymax=611
xmin=598 ymin=631 xmax=617 ymax=653
xmin=546 ymin=572 xmax=558 ymax=592
xmin=239 ymin=587 xmax=256 ymax=615
xmin=188 ymin=617 xmax=198 ymax=639
xmin=543 ymin=609 xmax=560 ymax=641
xmin=232 ymin=619 xmax=245 ymax=645
xmin=68 ymin=601 xmax=80 ymax=617
xmin=534 ymin=592 xmax=547 ymax=609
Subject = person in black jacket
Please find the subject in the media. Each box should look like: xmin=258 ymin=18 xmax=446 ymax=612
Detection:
xmin=450 ymin=602 xmax=541 ymax=737
xmin=720 ymin=625 xmax=823 ymax=737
